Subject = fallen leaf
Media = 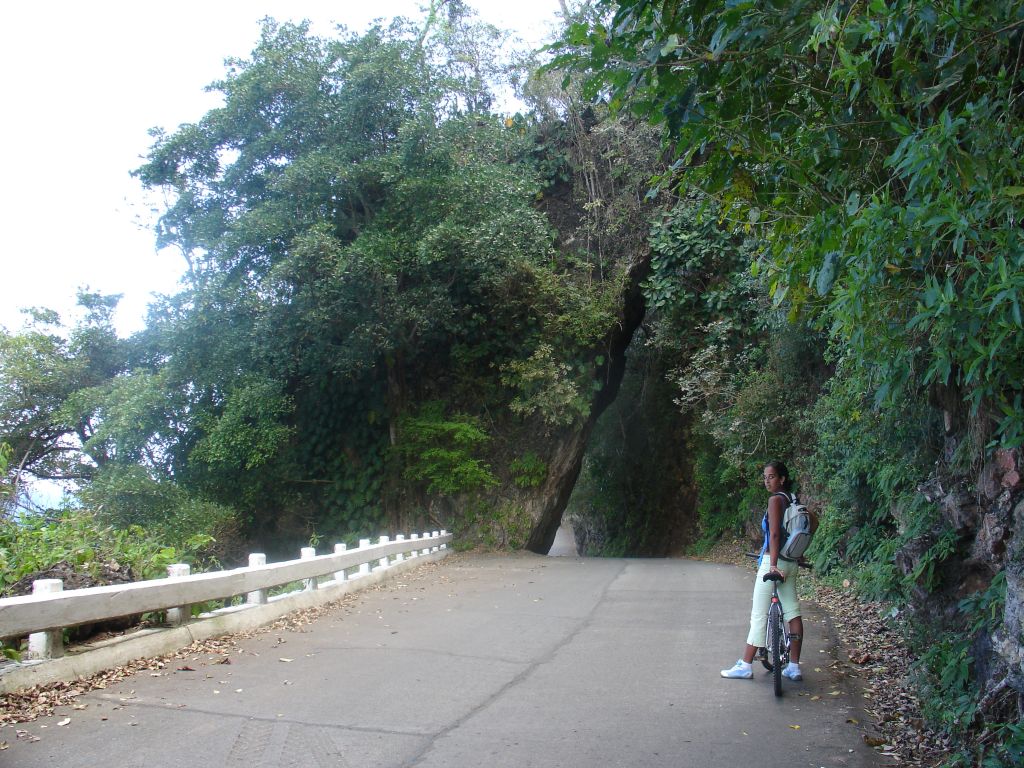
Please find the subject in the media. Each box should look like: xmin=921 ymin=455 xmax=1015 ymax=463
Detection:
xmin=789 ymin=724 xmax=801 ymax=730
xmin=57 ymin=718 xmax=70 ymax=726
xmin=864 ymin=735 xmax=887 ymax=747
xmin=279 ymin=658 xmax=294 ymax=663
xmin=810 ymin=695 xmax=821 ymax=701
xmin=217 ymin=657 xmax=231 ymax=665
xmin=0 ymin=741 xmax=7 ymax=749
xmin=177 ymin=666 xmax=196 ymax=672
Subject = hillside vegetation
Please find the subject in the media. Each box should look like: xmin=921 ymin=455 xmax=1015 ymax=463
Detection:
xmin=1 ymin=1 xmax=1022 ymax=763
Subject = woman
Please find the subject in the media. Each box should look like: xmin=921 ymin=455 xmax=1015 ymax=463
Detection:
xmin=720 ymin=460 xmax=804 ymax=681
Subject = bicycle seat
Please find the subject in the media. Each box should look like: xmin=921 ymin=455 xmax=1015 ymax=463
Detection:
xmin=762 ymin=571 xmax=784 ymax=582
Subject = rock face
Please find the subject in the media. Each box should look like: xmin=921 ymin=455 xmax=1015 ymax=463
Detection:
xmin=997 ymin=496 xmax=1024 ymax=711
xmin=521 ymin=250 xmax=650 ymax=554
xmin=479 ymin=115 xmax=661 ymax=555
xmin=967 ymin=449 xmax=1022 ymax=716
xmin=903 ymin=445 xmax=1024 ymax=722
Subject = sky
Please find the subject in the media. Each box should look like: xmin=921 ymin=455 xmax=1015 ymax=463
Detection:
xmin=0 ymin=1 xmax=563 ymax=336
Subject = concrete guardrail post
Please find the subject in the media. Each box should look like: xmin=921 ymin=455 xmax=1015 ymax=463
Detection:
xmin=375 ymin=535 xmax=390 ymax=572
xmin=421 ymin=532 xmax=431 ymax=556
xmin=246 ymin=553 xmax=268 ymax=605
xmin=166 ymin=564 xmax=192 ymax=626
xmin=431 ymin=531 xmax=440 ymax=552
xmin=301 ymin=547 xmax=318 ymax=591
xmin=334 ymin=543 xmax=348 ymax=582
xmin=394 ymin=534 xmax=405 ymax=563
xmin=26 ymin=579 xmax=64 ymax=660
xmin=409 ymin=533 xmax=419 ymax=558
xmin=440 ymin=529 xmax=448 ymax=549
xmin=355 ymin=539 xmax=371 ymax=579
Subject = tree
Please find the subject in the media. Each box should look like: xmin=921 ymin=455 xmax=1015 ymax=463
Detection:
xmin=555 ymin=0 xmax=1024 ymax=448
xmin=0 ymin=292 xmax=130 ymax=487
xmin=553 ymin=3 xmax=1024 ymax=755
xmin=134 ymin=16 xmax=567 ymax=540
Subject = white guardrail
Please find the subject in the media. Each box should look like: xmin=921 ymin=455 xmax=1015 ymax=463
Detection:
xmin=0 ymin=530 xmax=450 ymax=664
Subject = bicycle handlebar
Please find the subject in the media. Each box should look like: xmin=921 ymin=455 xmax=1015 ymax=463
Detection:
xmin=745 ymin=552 xmax=813 ymax=571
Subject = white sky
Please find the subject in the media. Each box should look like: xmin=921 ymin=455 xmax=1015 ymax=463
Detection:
xmin=0 ymin=1 xmax=562 ymax=336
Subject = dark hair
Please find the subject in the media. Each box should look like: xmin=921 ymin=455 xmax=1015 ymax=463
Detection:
xmin=764 ymin=460 xmax=791 ymax=491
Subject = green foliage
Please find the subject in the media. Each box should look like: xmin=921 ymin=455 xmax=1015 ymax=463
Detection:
xmin=976 ymin=722 xmax=1024 ymax=768
xmin=556 ymin=0 xmax=1024 ymax=450
xmin=913 ymin=572 xmax=1008 ymax=737
xmin=0 ymin=442 xmax=12 ymax=503
xmin=689 ymin=434 xmax=748 ymax=551
xmin=0 ymin=292 xmax=131 ymax=483
xmin=804 ymin=355 xmax=943 ymax=591
xmin=509 ymin=452 xmax=547 ymax=488
xmin=454 ymin=499 xmax=535 ymax=550
xmin=130 ymin=16 xmax=599 ymax=539
xmin=192 ymin=379 xmax=294 ymax=471
xmin=502 ymin=343 xmax=592 ymax=428
xmin=77 ymin=465 xmax=238 ymax=556
xmin=393 ymin=402 xmax=498 ymax=496
xmin=0 ymin=510 xmax=211 ymax=594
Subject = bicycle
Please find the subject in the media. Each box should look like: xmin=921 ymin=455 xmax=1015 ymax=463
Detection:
xmin=746 ymin=553 xmax=811 ymax=697
xmin=761 ymin=569 xmax=789 ymax=696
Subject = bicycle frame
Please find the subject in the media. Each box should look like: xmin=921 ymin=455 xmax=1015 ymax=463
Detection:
xmin=760 ymin=573 xmax=790 ymax=696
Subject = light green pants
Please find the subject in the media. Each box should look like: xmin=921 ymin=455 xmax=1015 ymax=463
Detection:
xmin=745 ymin=558 xmax=801 ymax=647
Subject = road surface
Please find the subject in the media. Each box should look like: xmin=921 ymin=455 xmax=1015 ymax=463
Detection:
xmin=1 ymin=553 xmax=880 ymax=768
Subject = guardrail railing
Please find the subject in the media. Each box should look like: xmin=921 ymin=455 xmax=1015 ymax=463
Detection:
xmin=0 ymin=530 xmax=450 ymax=661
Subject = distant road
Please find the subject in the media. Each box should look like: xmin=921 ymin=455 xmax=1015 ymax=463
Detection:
xmin=2 ymin=553 xmax=880 ymax=768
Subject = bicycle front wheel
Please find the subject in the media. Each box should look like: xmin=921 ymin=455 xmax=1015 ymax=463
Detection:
xmin=768 ymin=603 xmax=784 ymax=697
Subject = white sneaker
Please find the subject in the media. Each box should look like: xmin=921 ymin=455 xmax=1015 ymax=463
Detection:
xmin=720 ymin=660 xmax=753 ymax=679
xmin=782 ymin=663 xmax=802 ymax=681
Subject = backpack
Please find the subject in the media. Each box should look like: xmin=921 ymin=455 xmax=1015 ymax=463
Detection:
xmin=779 ymin=492 xmax=814 ymax=561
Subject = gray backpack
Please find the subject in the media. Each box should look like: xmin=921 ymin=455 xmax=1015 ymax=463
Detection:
xmin=779 ymin=493 xmax=813 ymax=561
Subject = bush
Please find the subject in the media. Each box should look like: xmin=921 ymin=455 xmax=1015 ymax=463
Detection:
xmin=393 ymin=401 xmax=498 ymax=495
xmin=913 ymin=573 xmax=1007 ymax=738
xmin=77 ymin=465 xmax=240 ymax=567
xmin=0 ymin=509 xmax=213 ymax=594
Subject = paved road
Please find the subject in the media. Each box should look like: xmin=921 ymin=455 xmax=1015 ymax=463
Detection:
xmin=1 ymin=554 xmax=880 ymax=768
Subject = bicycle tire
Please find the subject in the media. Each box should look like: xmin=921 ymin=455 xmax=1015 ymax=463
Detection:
xmin=768 ymin=603 xmax=784 ymax=697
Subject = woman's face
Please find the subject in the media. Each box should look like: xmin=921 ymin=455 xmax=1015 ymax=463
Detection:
xmin=763 ymin=467 xmax=785 ymax=493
